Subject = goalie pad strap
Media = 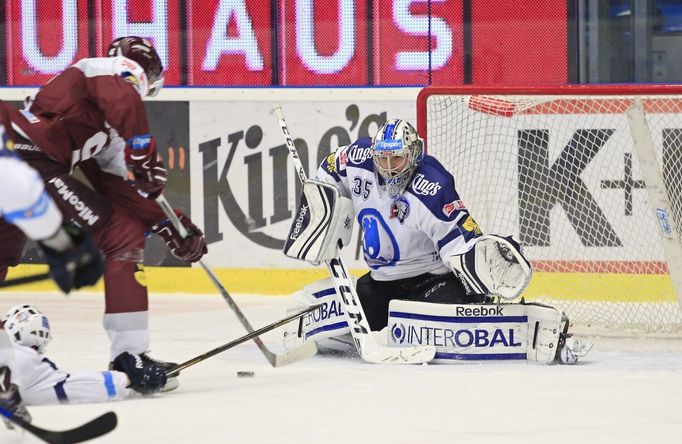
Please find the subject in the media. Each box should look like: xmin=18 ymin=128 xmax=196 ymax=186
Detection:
xmin=283 ymin=180 xmax=354 ymax=264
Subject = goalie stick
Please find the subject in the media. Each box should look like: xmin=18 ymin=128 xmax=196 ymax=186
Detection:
xmin=272 ymin=105 xmax=435 ymax=364
xmin=0 ymin=407 xmax=117 ymax=444
xmin=155 ymin=195 xmax=317 ymax=367
xmin=167 ymin=303 xmax=322 ymax=377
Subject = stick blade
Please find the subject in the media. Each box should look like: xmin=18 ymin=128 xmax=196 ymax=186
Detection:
xmin=273 ymin=341 xmax=318 ymax=367
xmin=31 ymin=411 xmax=118 ymax=444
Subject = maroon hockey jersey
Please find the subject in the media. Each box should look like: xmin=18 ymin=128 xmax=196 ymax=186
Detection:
xmin=10 ymin=57 xmax=149 ymax=169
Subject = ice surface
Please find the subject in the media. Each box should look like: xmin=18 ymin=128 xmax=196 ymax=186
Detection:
xmin=1 ymin=292 xmax=682 ymax=444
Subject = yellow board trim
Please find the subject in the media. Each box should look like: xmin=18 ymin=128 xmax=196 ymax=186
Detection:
xmin=2 ymin=264 xmax=677 ymax=302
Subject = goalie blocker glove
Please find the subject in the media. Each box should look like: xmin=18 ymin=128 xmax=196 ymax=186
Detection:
xmin=39 ymin=222 xmax=104 ymax=294
xmin=151 ymin=210 xmax=207 ymax=263
xmin=283 ymin=180 xmax=354 ymax=265
xmin=111 ymin=352 xmax=167 ymax=394
xmin=449 ymin=234 xmax=532 ymax=301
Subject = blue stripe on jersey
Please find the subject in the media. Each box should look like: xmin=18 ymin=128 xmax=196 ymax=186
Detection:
xmin=305 ymin=321 xmax=349 ymax=339
xmin=389 ymin=311 xmax=528 ymax=324
xmin=312 ymin=288 xmax=337 ymax=298
xmin=102 ymin=371 xmax=117 ymax=398
xmin=437 ymin=227 xmax=462 ymax=251
xmin=435 ymin=352 xmax=527 ymax=361
xmin=54 ymin=378 xmax=68 ymax=402
xmin=3 ymin=190 xmax=50 ymax=223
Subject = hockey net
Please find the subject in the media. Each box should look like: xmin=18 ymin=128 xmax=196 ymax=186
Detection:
xmin=417 ymin=85 xmax=682 ymax=335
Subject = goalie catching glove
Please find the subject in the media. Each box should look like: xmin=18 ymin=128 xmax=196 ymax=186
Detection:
xmin=449 ymin=234 xmax=532 ymax=300
xmin=283 ymin=180 xmax=354 ymax=264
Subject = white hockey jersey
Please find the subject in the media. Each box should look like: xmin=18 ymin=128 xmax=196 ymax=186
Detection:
xmin=316 ymin=137 xmax=483 ymax=281
xmin=0 ymin=148 xmax=62 ymax=241
xmin=13 ymin=343 xmax=129 ymax=405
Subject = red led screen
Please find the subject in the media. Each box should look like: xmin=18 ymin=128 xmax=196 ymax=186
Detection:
xmin=3 ymin=0 xmax=569 ymax=87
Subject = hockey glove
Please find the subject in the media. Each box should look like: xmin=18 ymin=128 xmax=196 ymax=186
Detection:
xmin=151 ymin=210 xmax=207 ymax=263
xmin=0 ymin=366 xmax=32 ymax=430
xmin=111 ymin=352 xmax=167 ymax=395
xmin=39 ymin=223 xmax=104 ymax=294
xmin=125 ymin=134 xmax=167 ymax=199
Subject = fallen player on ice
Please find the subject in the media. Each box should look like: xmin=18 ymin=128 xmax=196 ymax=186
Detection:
xmin=2 ymin=304 xmax=166 ymax=407
xmin=280 ymin=119 xmax=593 ymax=365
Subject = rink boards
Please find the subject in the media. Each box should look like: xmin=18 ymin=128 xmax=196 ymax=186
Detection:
xmin=0 ymin=87 xmax=678 ymax=304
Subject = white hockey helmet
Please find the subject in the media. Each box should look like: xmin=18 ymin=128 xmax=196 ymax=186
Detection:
xmin=3 ymin=304 xmax=52 ymax=354
xmin=371 ymin=119 xmax=424 ymax=199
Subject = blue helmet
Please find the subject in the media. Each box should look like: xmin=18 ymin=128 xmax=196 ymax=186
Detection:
xmin=371 ymin=119 xmax=424 ymax=199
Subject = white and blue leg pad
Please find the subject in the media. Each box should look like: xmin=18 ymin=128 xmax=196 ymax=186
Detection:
xmin=387 ymin=300 xmax=562 ymax=364
xmin=283 ymin=278 xmax=351 ymax=350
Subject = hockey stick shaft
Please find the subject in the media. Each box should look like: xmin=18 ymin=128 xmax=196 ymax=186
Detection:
xmin=0 ymin=406 xmax=117 ymax=444
xmin=0 ymin=272 xmax=51 ymax=289
xmin=272 ymin=105 xmax=435 ymax=364
xmin=155 ymin=195 xmax=314 ymax=367
xmin=167 ymin=303 xmax=321 ymax=377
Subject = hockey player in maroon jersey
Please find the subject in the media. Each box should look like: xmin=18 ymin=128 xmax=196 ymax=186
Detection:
xmin=0 ymin=36 xmax=207 ymax=390
xmin=0 ymin=100 xmax=165 ymax=431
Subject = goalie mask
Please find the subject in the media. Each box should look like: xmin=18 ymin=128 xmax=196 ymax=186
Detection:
xmin=3 ymin=304 xmax=52 ymax=354
xmin=371 ymin=119 xmax=424 ymax=199
xmin=107 ymin=36 xmax=164 ymax=97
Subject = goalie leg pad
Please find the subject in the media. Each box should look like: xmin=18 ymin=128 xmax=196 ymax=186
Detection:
xmin=387 ymin=300 xmax=528 ymax=363
xmin=283 ymin=180 xmax=354 ymax=264
xmin=283 ymin=278 xmax=350 ymax=350
xmin=386 ymin=300 xmax=571 ymax=364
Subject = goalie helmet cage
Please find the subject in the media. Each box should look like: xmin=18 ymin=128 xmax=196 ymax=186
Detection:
xmin=417 ymin=85 xmax=682 ymax=335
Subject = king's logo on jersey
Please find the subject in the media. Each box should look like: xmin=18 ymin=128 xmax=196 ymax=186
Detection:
xmin=389 ymin=197 xmax=410 ymax=223
xmin=348 ymin=146 xmax=372 ymax=164
xmin=411 ymin=173 xmax=441 ymax=196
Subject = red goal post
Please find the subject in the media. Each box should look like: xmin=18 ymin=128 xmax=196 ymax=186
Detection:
xmin=417 ymin=85 xmax=682 ymax=333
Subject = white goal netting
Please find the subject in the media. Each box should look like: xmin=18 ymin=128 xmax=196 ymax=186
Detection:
xmin=419 ymin=87 xmax=682 ymax=334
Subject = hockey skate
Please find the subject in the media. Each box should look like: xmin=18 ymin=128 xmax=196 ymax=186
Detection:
xmin=556 ymin=315 xmax=593 ymax=365
xmin=0 ymin=366 xmax=32 ymax=430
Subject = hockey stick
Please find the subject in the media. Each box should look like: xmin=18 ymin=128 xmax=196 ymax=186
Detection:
xmin=272 ymin=105 xmax=435 ymax=364
xmin=167 ymin=303 xmax=321 ymax=377
xmin=155 ymin=195 xmax=318 ymax=367
xmin=0 ymin=406 xmax=117 ymax=444
xmin=0 ymin=272 xmax=51 ymax=289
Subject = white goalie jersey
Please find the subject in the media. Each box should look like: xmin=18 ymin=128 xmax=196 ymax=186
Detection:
xmin=316 ymin=137 xmax=482 ymax=280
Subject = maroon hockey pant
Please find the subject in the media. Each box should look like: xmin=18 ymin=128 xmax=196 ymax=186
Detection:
xmin=0 ymin=152 xmax=149 ymax=315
